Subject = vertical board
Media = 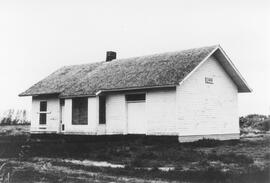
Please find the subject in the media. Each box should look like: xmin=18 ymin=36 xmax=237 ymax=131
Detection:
xmin=127 ymin=102 xmax=146 ymax=134
xmin=106 ymin=94 xmax=127 ymax=134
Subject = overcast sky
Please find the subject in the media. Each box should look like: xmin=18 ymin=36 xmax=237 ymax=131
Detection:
xmin=0 ymin=0 xmax=269 ymax=116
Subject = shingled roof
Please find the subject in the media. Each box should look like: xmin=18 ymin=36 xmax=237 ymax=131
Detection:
xmin=19 ymin=45 xmax=251 ymax=98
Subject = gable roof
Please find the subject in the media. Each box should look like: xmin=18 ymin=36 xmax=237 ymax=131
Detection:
xmin=19 ymin=45 xmax=251 ymax=98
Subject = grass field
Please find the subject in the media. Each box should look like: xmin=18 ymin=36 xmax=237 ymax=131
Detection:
xmin=0 ymin=125 xmax=269 ymax=182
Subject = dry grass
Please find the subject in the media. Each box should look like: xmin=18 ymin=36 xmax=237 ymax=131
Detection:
xmin=0 ymin=126 xmax=269 ymax=182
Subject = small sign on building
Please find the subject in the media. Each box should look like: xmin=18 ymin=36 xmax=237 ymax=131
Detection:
xmin=205 ymin=77 xmax=214 ymax=84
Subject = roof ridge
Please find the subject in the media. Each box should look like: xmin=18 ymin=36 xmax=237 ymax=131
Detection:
xmin=114 ymin=45 xmax=219 ymax=62
xmin=62 ymin=45 xmax=219 ymax=67
xmin=61 ymin=60 xmax=105 ymax=68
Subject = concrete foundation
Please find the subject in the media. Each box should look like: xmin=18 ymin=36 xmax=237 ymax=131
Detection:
xmin=178 ymin=133 xmax=240 ymax=142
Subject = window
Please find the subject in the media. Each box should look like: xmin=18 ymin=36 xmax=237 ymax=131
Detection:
xmin=40 ymin=101 xmax=47 ymax=111
xmin=205 ymin=77 xmax=214 ymax=84
xmin=60 ymin=99 xmax=65 ymax=106
xmin=99 ymin=96 xmax=106 ymax=124
xmin=125 ymin=93 xmax=146 ymax=102
xmin=39 ymin=114 xmax=46 ymax=125
xmin=72 ymin=97 xmax=88 ymax=125
xmin=39 ymin=101 xmax=47 ymax=125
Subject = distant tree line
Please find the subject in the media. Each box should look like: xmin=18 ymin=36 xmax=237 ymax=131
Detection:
xmin=0 ymin=109 xmax=30 ymax=125
xmin=240 ymin=114 xmax=270 ymax=131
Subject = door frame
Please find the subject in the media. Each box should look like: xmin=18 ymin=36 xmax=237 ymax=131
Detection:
xmin=59 ymin=99 xmax=65 ymax=133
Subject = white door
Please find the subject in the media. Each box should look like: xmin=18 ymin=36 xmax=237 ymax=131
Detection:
xmin=127 ymin=102 xmax=146 ymax=134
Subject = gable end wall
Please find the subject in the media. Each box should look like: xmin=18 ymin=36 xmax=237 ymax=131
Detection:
xmin=176 ymin=56 xmax=239 ymax=137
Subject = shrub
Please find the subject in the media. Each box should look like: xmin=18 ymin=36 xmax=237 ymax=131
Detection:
xmin=239 ymin=114 xmax=269 ymax=132
xmin=0 ymin=109 xmax=30 ymax=125
xmin=186 ymin=138 xmax=222 ymax=147
xmin=256 ymin=119 xmax=270 ymax=131
xmin=264 ymin=152 xmax=270 ymax=160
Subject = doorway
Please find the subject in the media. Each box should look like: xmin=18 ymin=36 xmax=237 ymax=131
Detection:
xmin=126 ymin=93 xmax=146 ymax=134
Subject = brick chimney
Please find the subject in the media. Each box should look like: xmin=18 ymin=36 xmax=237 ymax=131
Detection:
xmin=106 ymin=51 xmax=117 ymax=62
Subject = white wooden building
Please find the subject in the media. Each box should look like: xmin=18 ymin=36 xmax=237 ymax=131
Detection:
xmin=19 ymin=45 xmax=251 ymax=142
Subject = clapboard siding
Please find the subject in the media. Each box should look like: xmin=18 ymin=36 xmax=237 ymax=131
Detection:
xmin=61 ymin=97 xmax=98 ymax=134
xmin=146 ymin=89 xmax=177 ymax=135
xmin=106 ymin=94 xmax=127 ymax=134
xmin=30 ymin=56 xmax=240 ymax=138
xmin=99 ymin=89 xmax=177 ymax=135
xmin=176 ymin=56 xmax=239 ymax=136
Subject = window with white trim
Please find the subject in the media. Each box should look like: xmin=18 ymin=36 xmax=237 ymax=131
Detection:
xmin=72 ymin=97 xmax=88 ymax=125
